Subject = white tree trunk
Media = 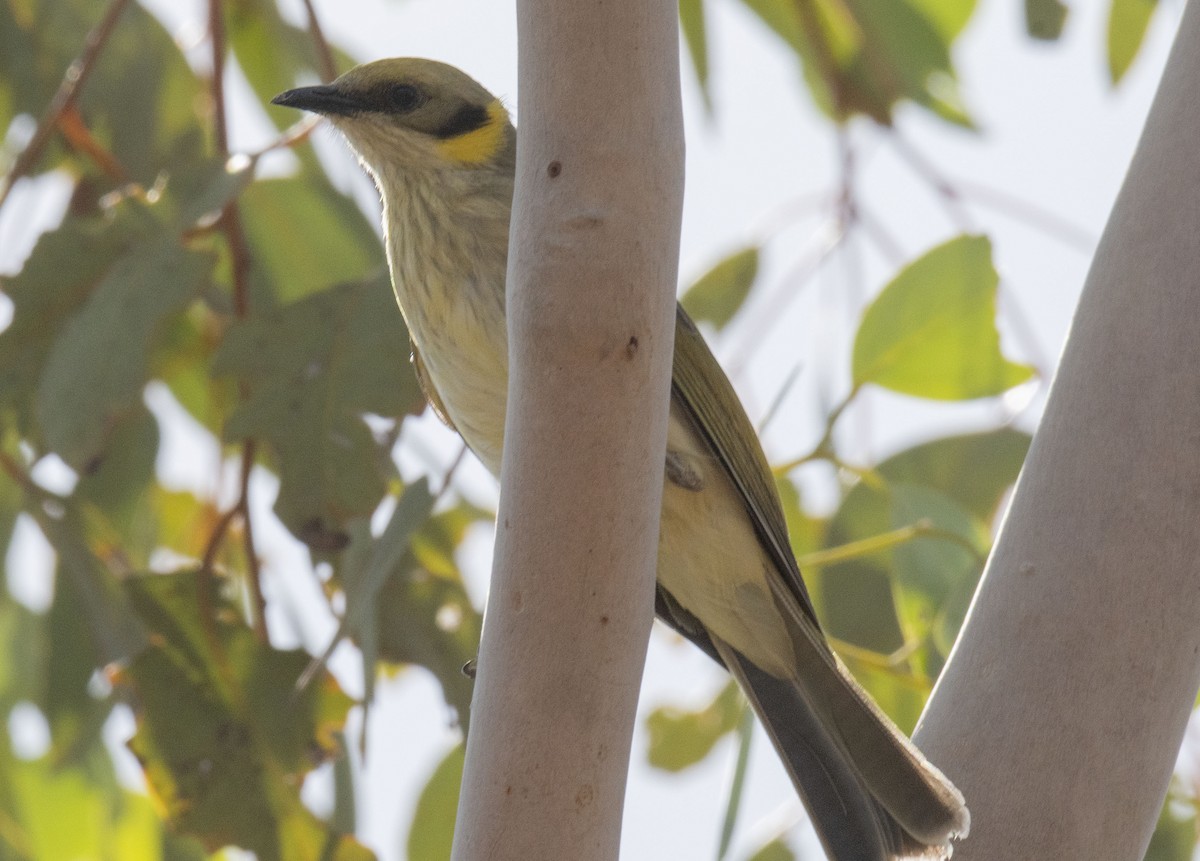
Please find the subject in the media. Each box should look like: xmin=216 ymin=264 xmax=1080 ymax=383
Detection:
xmin=449 ymin=1 xmax=684 ymax=859
xmin=915 ymin=2 xmax=1200 ymax=857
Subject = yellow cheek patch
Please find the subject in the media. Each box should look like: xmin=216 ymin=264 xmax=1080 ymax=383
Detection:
xmin=436 ymin=100 xmax=508 ymax=166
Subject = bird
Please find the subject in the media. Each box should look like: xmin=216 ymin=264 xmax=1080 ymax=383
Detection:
xmin=273 ymin=58 xmax=969 ymax=861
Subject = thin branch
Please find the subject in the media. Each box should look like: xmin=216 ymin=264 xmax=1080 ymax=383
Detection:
xmin=201 ymin=0 xmax=265 ymax=641
xmin=208 ymin=0 xmax=230 ymax=156
xmin=246 ymin=115 xmax=321 ymax=162
xmin=855 ymin=203 xmax=906 ymax=265
xmin=888 ymin=131 xmax=974 ymax=231
xmin=240 ymin=447 xmax=267 ymax=642
xmin=0 ymin=0 xmax=133 ymax=210
xmin=955 ymin=177 xmax=1097 ymax=252
xmin=0 ymin=451 xmax=39 ymax=496
xmin=726 ymin=219 xmax=848 ymax=377
xmin=435 ymin=443 xmax=470 ymax=502
xmin=300 ymin=0 xmax=337 ymax=83
xmin=771 ymin=385 xmax=858 ymax=473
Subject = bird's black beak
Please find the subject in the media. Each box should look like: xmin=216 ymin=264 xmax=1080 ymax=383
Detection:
xmin=271 ymin=84 xmax=362 ymax=117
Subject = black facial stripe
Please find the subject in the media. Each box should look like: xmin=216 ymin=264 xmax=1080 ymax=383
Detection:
xmin=434 ymin=103 xmax=490 ymax=139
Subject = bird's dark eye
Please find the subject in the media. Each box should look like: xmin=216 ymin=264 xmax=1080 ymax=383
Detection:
xmin=388 ymin=84 xmax=425 ymax=113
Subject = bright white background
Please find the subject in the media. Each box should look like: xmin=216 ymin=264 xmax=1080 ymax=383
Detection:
xmin=0 ymin=0 xmax=1187 ymax=858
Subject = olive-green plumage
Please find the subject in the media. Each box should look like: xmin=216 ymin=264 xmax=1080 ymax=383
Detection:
xmin=274 ymin=58 xmax=969 ymax=860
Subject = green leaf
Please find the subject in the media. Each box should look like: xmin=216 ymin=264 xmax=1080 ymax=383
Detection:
xmin=122 ymin=570 xmax=368 ymax=861
xmin=227 ymin=0 xmax=357 ymax=122
xmin=739 ymin=0 xmax=974 ymax=125
xmin=372 ymin=499 xmax=488 ymax=726
xmin=679 ymin=0 xmax=711 ymax=109
xmin=645 ymin=680 xmax=742 ymax=771
xmin=239 ymin=177 xmax=383 ymax=303
xmin=212 ymin=273 xmax=423 ymax=548
xmin=0 ymin=210 xmax=145 ymax=437
xmin=887 ymin=485 xmax=986 ymax=663
xmin=340 ymin=479 xmax=435 ymax=702
xmin=872 ymin=428 xmax=1031 ymax=521
xmin=152 ymin=308 xmax=237 ymax=436
xmin=0 ymin=592 xmax=46 ymax=712
xmin=744 ymin=838 xmax=796 ymax=861
xmin=35 ymin=235 xmax=211 ymax=469
xmin=907 ymin=0 xmax=978 ymax=40
xmin=1107 ymin=0 xmax=1157 ymax=84
xmin=3 ymin=755 xmax=204 ymax=861
xmin=812 ymin=430 xmax=1026 ymax=665
xmin=74 ymin=405 xmax=159 ymax=525
xmin=43 ymin=562 xmax=115 ymax=762
xmin=681 ymin=247 xmax=759 ymax=330
xmin=77 ymin=3 xmax=205 ymax=186
xmin=405 ymin=744 xmax=464 ymax=861
xmin=852 ymin=235 xmax=1034 ymax=400
xmin=38 ymin=506 xmax=147 ymax=666
xmin=1026 ymin=0 xmax=1070 ymax=40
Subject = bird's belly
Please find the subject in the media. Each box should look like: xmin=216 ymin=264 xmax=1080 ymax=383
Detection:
xmin=409 ymin=305 xmax=509 ymax=476
xmin=656 ymin=406 xmax=796 ymax=678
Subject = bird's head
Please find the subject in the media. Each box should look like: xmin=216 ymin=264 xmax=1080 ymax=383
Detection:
xmin=272 ymin=58 xmax=514 ymax=178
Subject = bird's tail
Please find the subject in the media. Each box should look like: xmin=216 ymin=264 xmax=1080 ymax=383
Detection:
xmin=713 ymin=636 xmax=969 ymax=861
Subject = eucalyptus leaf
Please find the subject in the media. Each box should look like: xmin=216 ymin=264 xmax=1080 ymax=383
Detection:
xmin=1108 ymin=0 xmax=1158 ymax=84
xmin=852 ymin=235 xmax=1034 ymax=400
xmin=681 ymin=246 xmax=759 ymax=330
xmin=406 ymin=744 xmax=464 ymax=861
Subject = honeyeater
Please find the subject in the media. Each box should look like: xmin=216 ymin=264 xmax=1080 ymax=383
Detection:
xmin=273 ymin=58 xmax=969 ymax=861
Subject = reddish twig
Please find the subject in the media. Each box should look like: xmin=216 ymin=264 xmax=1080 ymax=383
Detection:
xmin=0 ymin=0 xmax=133 ymax=210
xmin=56 ymin=105 xmax=129 ymax=182
xmin=199 ymin=0 xmax=266 ymax=641
xmin=299 ymin=0 xmax=338 ymax=83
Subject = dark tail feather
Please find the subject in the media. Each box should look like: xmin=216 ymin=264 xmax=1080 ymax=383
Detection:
xmin=715 ymin=641 xmax=967 ymax=861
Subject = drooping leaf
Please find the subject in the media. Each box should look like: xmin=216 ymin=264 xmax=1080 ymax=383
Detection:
xmin=852 ymin=235 xmax=1034 ymax=400
xmin=405 ymin=744 xmax=464 ymax=861
xmin=227 ymin=0 xmax=358 ymax=122
xmin=887 ymin=484 xmax=986 ymax=666
xmin=35 ymin=233 xmax=211 ymax=470
xmin=681 ymin=246 xmax=759 ymax=330
xmin=872 ymin=428 xmax=1031 ymax=521
xmin=0 ymin=589 xmax=46 ymax=712
xmin=121 ymin=570 xmax=368 ymax=861
xmin=37 ymin=505 xmax=147 ymax=666
xmin=0 ymin=210 xmax=146 ymax=436
xmin=238 ymin=177 xmax=383 ymax=303
xmin=1108 ymin=0 xmax=1158 ymax=84
xmin=74 ymin=404 xmax=159 ymax=525
xmin=43 ymin=562 xmax=115 ymax=762
xmin=337 ymin=479 xmax=434 ymax=703
xmin=646 ymin=680 xmax=742 ymax=771
xmin=739 ymin=0 xmax=974 ymax=125
xmin=372 ymin=499 xmax=489 ymax=725
xmin=813 ymin=429 xmax=1025 ymax=653
xmin=74 ymin=3 xmax=205 ymax=187
xmin=212 ymin=273 xmax=423 ymax=549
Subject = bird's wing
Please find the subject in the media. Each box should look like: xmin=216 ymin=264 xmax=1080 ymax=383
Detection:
xmin=669 ymin=304 xmax=819 ymax=626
